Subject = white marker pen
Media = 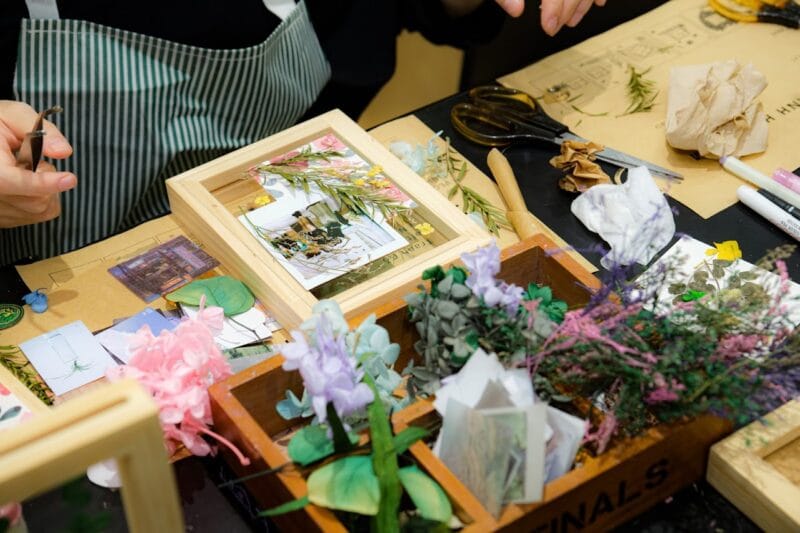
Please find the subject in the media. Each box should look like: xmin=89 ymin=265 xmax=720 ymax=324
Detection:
xmin=737 ymin=186 xmax=800 ymax=242
xmin=721 ymin=156 xmax=800 ymax=210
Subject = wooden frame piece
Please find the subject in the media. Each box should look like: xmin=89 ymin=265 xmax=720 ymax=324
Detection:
xmin=0 ymin=380 xmax=183 ymax=533
xmin=707 ymin=400 xmax=800 ymax=531
xmin=167 ymin=109 xmax=490 ymax=330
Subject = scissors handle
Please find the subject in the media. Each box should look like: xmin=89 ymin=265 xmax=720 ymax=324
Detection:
xmin=450 ymin=102 xmax=555 ymax=147
xmin=468 ymin=85 xmax=569 ymax=137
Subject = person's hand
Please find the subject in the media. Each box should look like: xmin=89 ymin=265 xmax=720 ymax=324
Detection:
xmin=495 ymin=0 xmax=607 ymax=36
xmin=0 ymin=100 xmax=76 ymax=228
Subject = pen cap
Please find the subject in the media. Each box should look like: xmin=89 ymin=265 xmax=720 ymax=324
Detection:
xmin=773 ymin=168 xmax=800 ymax=195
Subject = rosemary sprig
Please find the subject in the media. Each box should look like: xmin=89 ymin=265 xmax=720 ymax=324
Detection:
xmin=256 ymin=149 xmax=414 ymax=227
xmin=0 ymin=345 xmax=54 ymax=405
xmin=620 ymin=65 xmax=658 ymax=116
xmin=442 ymin=139 xmax=511 ymax=235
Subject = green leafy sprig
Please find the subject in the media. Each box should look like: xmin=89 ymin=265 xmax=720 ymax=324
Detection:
xmin=256 ymin=148 xmax=413 ymax=226
xmin=620 ymin=65 xmax=658 ymax=116
xmin=442 ymin=140 xmax=511 ymax=235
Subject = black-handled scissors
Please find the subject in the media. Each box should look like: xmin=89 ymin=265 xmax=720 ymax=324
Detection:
xmin=451 ymin=85 xmax=683 ymax=181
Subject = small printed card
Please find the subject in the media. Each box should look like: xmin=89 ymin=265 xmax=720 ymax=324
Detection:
xmin=95 ymin=308 xmax=177 ymax=363
xmin=108 ymin=236 xmax=219 ymax=302
xmin=20 ymin=321 xmax=118 ymax=396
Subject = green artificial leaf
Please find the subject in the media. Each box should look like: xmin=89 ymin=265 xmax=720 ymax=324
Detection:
xmin=525 ymin=283 xmax=552 ymax=303
xmin=166 ymin=276 xmax=254 ymax=316
xmin=288 ymin=425 xmax=334 ymax=466
xmin=435 ymin=301 xmax=460 ymax=320
xmin=259 ymin=495 xmax=310 ymax=517
xmin=0 ymin=406 xmax=21 ymax=422
xmin=307 ymin=456 xmax=381 ymax=515
xmin=392 ymin=426 xmax=430 ymax=455
xmin=364 ymin=375 xmax=402 ymax=532
xmin=398 ymin=466 xmax=452 ymax=524
xmin=446 ymin=266 xmax=467 ymax=285
xmin=681 ymin=290 xmax=706 ymax=302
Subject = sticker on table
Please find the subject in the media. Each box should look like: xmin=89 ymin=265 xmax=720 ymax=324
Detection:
xmin=95 ymin=308 xmax=177 ymax=363
xmin=0 ymin=381 xmax=33 ymax=432
xmin=108 ymin=236 xmax=219 ymax=302
xmin=19 ymin=321 xmax=118 ymax=396
xmin=0 ymin=303 xmax=23 ymax=330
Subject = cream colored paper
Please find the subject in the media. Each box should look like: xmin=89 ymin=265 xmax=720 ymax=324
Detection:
xmin=369 ymin=115 xmax=597 ymax=272
xmin=500 ymin=0 xmax=800 ymax=219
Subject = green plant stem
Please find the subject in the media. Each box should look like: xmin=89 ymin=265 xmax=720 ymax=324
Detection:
xmin=364 ymin=375 xmax=401 ymax=533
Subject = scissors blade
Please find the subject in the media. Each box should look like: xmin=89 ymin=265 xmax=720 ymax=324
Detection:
xmin=560 ymin=132 xmax=683 ymax=181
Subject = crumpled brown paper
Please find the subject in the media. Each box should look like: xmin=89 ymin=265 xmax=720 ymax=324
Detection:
xmin=665 ymin=60 xmax=768 ymax=159
xmin=549 ymin=140 xmax=611 ymax=193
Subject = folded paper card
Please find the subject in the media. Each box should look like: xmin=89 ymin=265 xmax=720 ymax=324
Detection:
xmin=20 ymin=321 xmax=117 ymax=396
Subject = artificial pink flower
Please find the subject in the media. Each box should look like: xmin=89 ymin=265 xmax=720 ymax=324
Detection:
xmin=107 ymin=298 xmax=249 ymax=466
xmin=311 ymin=133 xmax=348 ymax=152
xmin=0 ymin=502 xmax=22 ymax=527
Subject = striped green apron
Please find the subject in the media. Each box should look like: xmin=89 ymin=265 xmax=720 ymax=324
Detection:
xmin=1 ymin=0 xmax=330 ymax=266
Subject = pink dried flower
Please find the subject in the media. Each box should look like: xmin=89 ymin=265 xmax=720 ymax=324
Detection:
xmin=0 ymin=502 xmax=22 ymax=527
xmin=107 ymin=298 xmax=249 ymax=466
xmin=311 ymin=133 xmax=347 ymax=152
xmin=583 ymin=412 xmax=617 ymax=454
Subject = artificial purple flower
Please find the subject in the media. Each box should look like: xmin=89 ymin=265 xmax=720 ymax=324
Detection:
xmin=282 ymin=316 xmax=374 ymax=422
xmin=461 ymin=243 xmax=524 ymax=316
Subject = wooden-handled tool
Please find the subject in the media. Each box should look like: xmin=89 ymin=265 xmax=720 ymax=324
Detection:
xmin=487 ymin=148 xmax=541 ymax=240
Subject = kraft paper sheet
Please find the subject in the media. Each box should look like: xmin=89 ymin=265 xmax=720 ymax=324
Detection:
xmin=499 ymin=0 xmax=800 ymax=219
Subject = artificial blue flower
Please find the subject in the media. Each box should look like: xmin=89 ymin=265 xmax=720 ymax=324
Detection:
xmin=22 ymin=289 xmax=48 ymax=313
xmin=461 ymin=243 xmax=524 ymax=316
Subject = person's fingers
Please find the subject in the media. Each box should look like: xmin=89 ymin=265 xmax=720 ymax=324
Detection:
xmin=567 ymin=0 xmax=593 ymax=27
xmin=0 ymin=194 xmax=61 ymax=227
xmin=594 ymin=0 xmax=606 ymax=6
xmin=0 ymin=166 xmax=76 ymax=196
xmin=0 ymin=100 xmax=72 ymax=159
xmin=541 ymin=0 xmax=564 ymax=35
xmin=2 ymin=193 xmax=55 ymax=215
xmin=495 ymin=0 xmax=525 ymax=17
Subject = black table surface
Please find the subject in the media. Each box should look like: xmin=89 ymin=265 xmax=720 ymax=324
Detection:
xmin=18 ymin=92 xmax=788 ymax=532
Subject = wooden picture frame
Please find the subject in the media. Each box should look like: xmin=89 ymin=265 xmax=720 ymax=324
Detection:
xmin=0 ymin=380 xmax=183 ymax=533
xmin=167 ymin=110 xmax=490 ymax=330
xmin=707 ymin=400 xmax=800 ymax=531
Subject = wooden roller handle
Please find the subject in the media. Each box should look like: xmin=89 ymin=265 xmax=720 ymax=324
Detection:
xmin=487 ymin=148 xmax=540 ymax=239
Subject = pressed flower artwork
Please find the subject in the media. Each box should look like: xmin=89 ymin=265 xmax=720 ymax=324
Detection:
xmin=239 ymin=133 xmax=421 ymax=291
xmin=0 ymin=381 xmax=32 ymax=432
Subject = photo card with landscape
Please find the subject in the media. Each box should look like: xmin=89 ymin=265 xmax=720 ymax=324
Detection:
xmin=239 ymin=133 xmax=418 ymax=290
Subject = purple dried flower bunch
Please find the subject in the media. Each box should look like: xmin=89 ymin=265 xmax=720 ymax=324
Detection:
xmin=532 ymin=252 xmax=800 ymax=453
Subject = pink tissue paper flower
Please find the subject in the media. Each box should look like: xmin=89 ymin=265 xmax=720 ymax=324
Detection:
xmin=107 ymin=298 xmax=249 ymax=466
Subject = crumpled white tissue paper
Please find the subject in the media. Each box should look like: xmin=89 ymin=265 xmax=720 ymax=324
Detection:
xmin=570 ymin=166 xmax=675 ymax=269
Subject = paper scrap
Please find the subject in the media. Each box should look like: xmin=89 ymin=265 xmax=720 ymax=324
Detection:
xmin=550 ymin=140 xmax=612 ymax=193
xmin=19 ymin=321 xmax=117 ymax=396
xmin=182 ymin=305 xmax=275 ymax=350
xmin=571 ymin=166 xmax=675 ymax=269
xmin=665 ymin=61 xmax=768 ymax=159
xmin=95 ymin=308 xmax=176 ymax=363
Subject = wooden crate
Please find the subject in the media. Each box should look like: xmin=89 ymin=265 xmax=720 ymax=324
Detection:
xmin=166 ymin=110 xmax=489 ymax=331
xmin=707 ymin=400 xmax=800 ymax=531
xmin=209 ymin=235 xmax=731 ymax=531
